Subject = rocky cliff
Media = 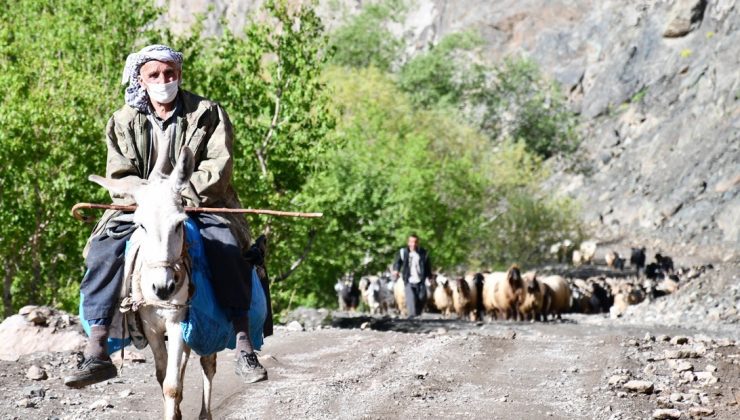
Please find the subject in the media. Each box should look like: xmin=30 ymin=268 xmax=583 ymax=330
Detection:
xmin=159 ymin=0 xmax=739 ymax=258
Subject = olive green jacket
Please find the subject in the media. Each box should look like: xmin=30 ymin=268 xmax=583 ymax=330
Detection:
xmin=84 ymin=90 xmax=251 ymax=256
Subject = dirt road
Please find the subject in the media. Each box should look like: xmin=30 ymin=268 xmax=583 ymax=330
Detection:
xmin=4 ymin=313 xmax=738 ymax=419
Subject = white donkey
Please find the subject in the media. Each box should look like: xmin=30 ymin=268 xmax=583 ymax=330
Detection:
xmin=90 ymin=147 xmax=217 ymax=420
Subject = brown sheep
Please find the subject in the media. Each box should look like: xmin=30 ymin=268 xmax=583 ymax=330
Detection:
xmin=518 ymin=272 xmax=546 ymax=322
xmin=393 ymin=278 xmax=407 ymax=317
xmin=451 ymin=277 xmax=475 ymax=321
xmin=433 ymin=275 xmax=454 ymax=317
xmin=482 ymin=265 xmax=524 ymax=321
xmin=540 ymin=275 xmax=571 ymax=320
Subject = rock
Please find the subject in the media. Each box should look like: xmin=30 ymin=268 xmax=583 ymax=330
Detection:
xmin=0 ymin=314 xmax=86 ymax=361
xmin=694 ymin=371 xmax=718 ymax=384
xmin=285 ymin=307 xmax=331 ymax=330
xmin=643 ymin=364 xmax=657 ymax=375
xmin=644 ymin=333 xmax=656 ymax=342
xmin=286 ymin=321 xmax=304 ymax=332
xmin=111 ymin=350 xmax=146 ymax=363
xmin=656 ymin=396 xmax=674 ymax=408
xmin=89 ymin=399 xmax=112 ymax=410
xmin=623 ymin=380 xmax=654 ymax=394
xmin=652 ymin=408 xmax=682 ymax=419
xmin=688 ymin=406 xmax=714 ymax=417
xmin=670 ymin=336 xmax=690 ymax=345
xmin=704 ymin=364 xmax=716 ymax=372
xmin=359 ymin=321 xmax=370 ymax=330
xmin=23 ymin=385 xmax=46 ymax=398
xmin=119 ymin=389 xmax=133 ymax=398
xmin=15 ymin=398 xmax=35 ymax=408
xmin=26 ymin=365 xmax=48 ymax=381
xmin=658 ymin=335 xmax=671 ymax=342
xmin=669 ymin=393 xmax=683 ymax=402
xmin=670 ymin=360 xmax=694 ymax=372
xmin=663 ymin=0 xmax=708 ymax=38
xmin=608 ymin=375 xmax=629 ymax=386
xmin=665 ymin=349 xmax=699 ymax=359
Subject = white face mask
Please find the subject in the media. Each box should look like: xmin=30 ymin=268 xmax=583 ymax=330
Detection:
xmin=145 ymin=79 xmax=179 ymax=104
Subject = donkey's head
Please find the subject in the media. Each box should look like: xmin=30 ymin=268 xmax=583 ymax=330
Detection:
xmin=90 ymin=147 xmax=195 ymax=302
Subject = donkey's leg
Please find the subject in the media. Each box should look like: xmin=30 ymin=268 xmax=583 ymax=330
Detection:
xmin=145 ymin=331 xmax=169 ymax=389
xmin=174 ymin=346 xmax=191 ymax=419
xmin=198 ymin=353 xmax=217 ymax=420
xmin=163 ymin=321 xmax=186 ymax=420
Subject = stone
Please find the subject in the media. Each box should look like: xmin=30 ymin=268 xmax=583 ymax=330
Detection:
xmin=670 ymin=336 xmax=690 ymax=345
xmin=15 ymin=398 xmax=34 ymax=408
xmin=26 ymin=365 xmax=47 ymax=381
xmin=623 ymin=380 xmax=654 ymax=394
xmin=688 ymin=406 xmax=714 ymax=417
xmin=360 ymin=321 xmax=370 ymax=330
xmin=643 ymin=364 xmax=657 ymax=375
xmin=656 ymin=396 xmax=674 ymax=408
xmin=119 ymin=389 xmax=132 ymax=398
xmin=608 ymin=375 xmax=629 ymax=386
xmin=664 ymin=0 xmax=708 ymax=38
xmin=89 ymin=399 xmax=112 ymax=411
xmin=652 ymin=408 xmax=682 ymax=419
xmin=111 ymin=350 xmax=146 ymax=363
xmin=665 ymin=349 xmax=699 ymax=359
xmin=23 ymin=385 xmax=45 ymax=398
xmin=669 ymin=393 xmax=683 ymax=402
xmin=695 ymin=371 xmax=718 ymax=384
xmin=671 ymin=360 xmax=694 ymax=372
xmin=704 ymin=364 xmax=717 ymax=372
xmin=644 ymin=333 xmax=656 ymax=342
xmin=286 ymin=321 xmax=304 ymax=332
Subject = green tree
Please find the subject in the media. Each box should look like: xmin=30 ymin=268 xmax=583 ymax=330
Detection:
xmin=0 ymin=0 xmax=160 ymax=316
xmin=328 ymin=0 xmax=405 ymax=71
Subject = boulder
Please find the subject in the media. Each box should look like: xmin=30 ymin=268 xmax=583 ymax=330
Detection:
xmin=0 ymin=314 xmax=86 ymax=361
xmin=652 ymin=409 xmax=682 ymax=419
xmin=663 ymin=0 xmax=708 ymax=38
xmin=623 ymin=380 xmax=654 ymax=394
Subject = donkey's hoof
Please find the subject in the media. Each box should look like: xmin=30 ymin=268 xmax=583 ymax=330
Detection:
xmin=63 ymin=354 xmax=117 ymax=388
xmin=235 ymin=351 xmax=267 ymax=384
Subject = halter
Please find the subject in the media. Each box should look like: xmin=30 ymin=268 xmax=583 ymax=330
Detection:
xmin=120 ymin=225 xmax=192 ymax=312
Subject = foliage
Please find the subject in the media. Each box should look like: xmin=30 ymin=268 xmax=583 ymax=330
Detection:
xmin=0 ymin=0 xmax=160 ymax=316
xmin=328 ymin=0 xmax=405 ymax=71
xmin=398 ymin=34 xmax=579 ymax=159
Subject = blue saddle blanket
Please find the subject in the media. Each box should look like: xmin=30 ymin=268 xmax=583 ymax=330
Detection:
xmin=80 ymin=218 xmax=266 ymax=355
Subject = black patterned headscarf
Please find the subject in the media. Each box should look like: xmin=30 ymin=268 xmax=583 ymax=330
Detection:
xmin=121 ymin=45 xmax=183 ymax=113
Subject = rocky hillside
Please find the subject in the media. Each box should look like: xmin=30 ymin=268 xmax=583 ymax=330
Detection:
xmin=160 ymin=0 xmax=739 ymax=258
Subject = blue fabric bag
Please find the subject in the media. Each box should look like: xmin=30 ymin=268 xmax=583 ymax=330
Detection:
xmin=80 ymin=218 xmax=267 ymax=355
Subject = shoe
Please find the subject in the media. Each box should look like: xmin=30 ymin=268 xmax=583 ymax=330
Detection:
xmin=235 ymin=351 xmax=268 ymax=383
xmin=63 ymin=353 xmax=117 ymax=388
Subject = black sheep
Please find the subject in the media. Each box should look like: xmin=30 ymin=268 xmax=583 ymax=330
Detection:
xmin=630 ymin=247 xmax=646 ymax=276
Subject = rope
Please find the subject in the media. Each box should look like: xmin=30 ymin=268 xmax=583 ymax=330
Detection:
xmin=72 ymin=202 xmax=323 ymax=223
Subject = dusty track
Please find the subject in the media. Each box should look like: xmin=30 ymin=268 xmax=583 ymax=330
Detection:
xmin=5 ymin=313 xmax=737 ymax=419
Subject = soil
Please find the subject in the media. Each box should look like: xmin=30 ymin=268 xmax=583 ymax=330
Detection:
xmin=2 ymin=311 xmax=738 ymax=420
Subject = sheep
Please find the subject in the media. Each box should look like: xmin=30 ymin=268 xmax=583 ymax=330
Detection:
xmin=579 ymin=240 xmax=597 ymax=264
xmin=482 ymin=265 xmax=524 ymax=321
xmin=424 ymin=276 xmax=439 ymax=313
xmin=451 ymin=277 xmax=476 ymax=321
xmin=540 ymin=275 xmax=571 ymax=320
xmin=572 ymin=250 xmax=584 ymax=267
xmin=468 ymin=273 xmax=485 ymax=321
xmin=549 ymin=239 xmax=574 ymax=263
xmin=630 ymin=247 xmax=646 ymax=276
xmin=605 ymin=251 xmax=625 ymax=270
xmin=518 ymin=272 xmax=550 ymax=322
xmin=335 ymin=277 xmax=360 ymax=311
xmin=393 ymin=278 xmax=407 ymax=317
xmin=365 ymin=275 xmax=394 ymax=315
xmin=433 ymin=274 xmax=454 ymax=317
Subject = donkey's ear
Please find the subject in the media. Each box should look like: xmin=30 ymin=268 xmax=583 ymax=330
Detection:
xmin=171 ymin=147 xmax=195 ymax=191
xmin=88 ymin=175 xmax=146 ymax=197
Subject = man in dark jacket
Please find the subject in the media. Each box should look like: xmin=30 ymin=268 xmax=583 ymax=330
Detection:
xmin=392 ymin=234 xmax=432 ymax=317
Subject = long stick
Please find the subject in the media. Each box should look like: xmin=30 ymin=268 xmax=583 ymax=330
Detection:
xmin=71 ymin=202 xmax=323 ymax=223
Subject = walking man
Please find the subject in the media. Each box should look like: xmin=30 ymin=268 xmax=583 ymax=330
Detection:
xmin=392 ymin=234 xmax=432 ymax=317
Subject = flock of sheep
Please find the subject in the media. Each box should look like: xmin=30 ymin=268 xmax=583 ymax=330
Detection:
xmin=335 ymin=243 xmax=712 ymax=322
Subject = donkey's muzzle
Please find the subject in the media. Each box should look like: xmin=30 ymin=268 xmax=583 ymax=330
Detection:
xmin=153 ymin=279 xmax=178 ymax=300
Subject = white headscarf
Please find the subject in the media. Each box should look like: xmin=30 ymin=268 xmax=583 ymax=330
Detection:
xmin=121 ymin=45 xmax=184 ymax=113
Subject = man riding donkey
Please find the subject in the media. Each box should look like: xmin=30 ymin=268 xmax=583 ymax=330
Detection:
xmin=64 ymin=45 xmax=268 ymax=387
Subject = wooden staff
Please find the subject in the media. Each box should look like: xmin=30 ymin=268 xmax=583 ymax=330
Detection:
xmin=72 ymin=202 xmax=323 ymax=223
